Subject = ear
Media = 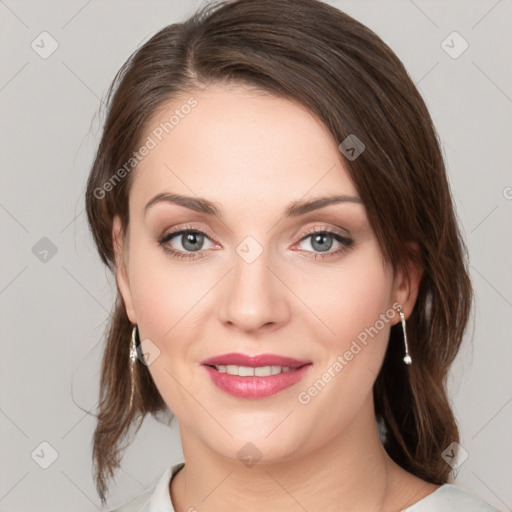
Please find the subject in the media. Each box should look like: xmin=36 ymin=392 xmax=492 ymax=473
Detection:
xmin=112 ymin=215 xmax=136 ymax=324
xmin=391 ymin=241 xmax=423 ymax=322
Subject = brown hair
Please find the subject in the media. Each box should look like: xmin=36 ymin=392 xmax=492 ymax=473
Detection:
xmin=85 ymin=0 xmax=473 ymax=504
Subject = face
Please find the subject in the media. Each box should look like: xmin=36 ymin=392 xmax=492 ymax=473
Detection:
xmin=113 ymin=83 xmax=419 ymax=465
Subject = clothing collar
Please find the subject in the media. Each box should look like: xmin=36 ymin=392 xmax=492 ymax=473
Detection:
xmin=148 ymin=462 xmax=185 ymax=512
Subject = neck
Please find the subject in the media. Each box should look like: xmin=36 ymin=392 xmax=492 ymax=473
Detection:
xmin=170 ymin=398 xmax=412 ymax=512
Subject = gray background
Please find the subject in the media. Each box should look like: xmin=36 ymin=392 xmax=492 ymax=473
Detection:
xmin=1 ymin=0 xmax=511 ymax=510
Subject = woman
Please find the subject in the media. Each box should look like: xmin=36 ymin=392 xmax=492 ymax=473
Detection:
xmin=85 ymin=0 xmax=501 ymax=510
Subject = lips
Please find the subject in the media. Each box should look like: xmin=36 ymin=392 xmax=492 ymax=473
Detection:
xmin=200 ymin=352 xmax=313 ymax=399
xmin=200 ymin=352 xmax=311 ymax=368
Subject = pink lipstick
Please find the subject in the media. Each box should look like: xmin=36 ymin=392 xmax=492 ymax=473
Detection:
xmin=201 ymin=352 xmax=313 ymax=399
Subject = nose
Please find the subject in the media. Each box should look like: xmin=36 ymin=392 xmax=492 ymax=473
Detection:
xmin=218 ymin=243 xmax=291 ymax=334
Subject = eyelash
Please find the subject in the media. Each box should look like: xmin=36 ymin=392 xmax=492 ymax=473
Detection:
xmin=157 ymin=224 xmax=355 ymax=261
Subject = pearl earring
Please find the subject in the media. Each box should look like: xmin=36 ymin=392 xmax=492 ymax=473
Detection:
xmin=396 ymin=306 xmax=412 ymax=365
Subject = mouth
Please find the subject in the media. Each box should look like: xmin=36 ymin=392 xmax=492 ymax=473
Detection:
xmin=201 ymin=360 xmax=313 ymax=399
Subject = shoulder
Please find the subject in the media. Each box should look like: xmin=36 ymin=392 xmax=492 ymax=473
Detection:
xmin=107 ymin=462 xmax=185 ymax=512
xmin=404 ymin=483 xmax=502 ymax=511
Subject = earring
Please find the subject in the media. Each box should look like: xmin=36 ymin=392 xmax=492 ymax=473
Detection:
xmin=396 ymin=306 xmax=412 ymax=365
xmin=129 ymin=325 xmax=138 ymax=410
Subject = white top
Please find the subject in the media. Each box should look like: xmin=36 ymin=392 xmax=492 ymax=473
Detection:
xmin=108 ymin=462 xmax=502 ymax=512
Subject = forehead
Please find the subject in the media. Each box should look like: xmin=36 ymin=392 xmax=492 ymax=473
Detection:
xmin=130 ymin=84 xmax=359 ymax=213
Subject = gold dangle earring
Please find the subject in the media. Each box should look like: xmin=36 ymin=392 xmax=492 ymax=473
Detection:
xmin=396 ymin=306 xmax=412 ymax=365
xmin=129 ymin=325 xmax=138 ymax=409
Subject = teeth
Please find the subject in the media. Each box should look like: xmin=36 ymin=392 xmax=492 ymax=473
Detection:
xmin=215 ymin=365 xmax=292 ymax=376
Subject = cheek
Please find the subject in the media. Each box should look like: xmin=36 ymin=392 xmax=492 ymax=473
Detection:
xmin=294 ymin=241 xmax=394 ymax=353
xmin=291 ymin=246 xmax=394 ymax=423
xmin=127 ymin=245 xmax=208 ymax=415
xmin=127 ymin=234 xmax=208 ymax=339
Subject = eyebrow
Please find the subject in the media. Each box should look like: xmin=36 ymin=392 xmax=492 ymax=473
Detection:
xmin=144 ymin=192 xmax=363 ymax=218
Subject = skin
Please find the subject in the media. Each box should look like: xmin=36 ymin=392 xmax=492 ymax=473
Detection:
xmin=113 ymin=83 xmax=439 ymax=511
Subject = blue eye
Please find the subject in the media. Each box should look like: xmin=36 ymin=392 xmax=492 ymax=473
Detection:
xmin=158 ymin=227 xmax=214 ymax=260
xmin=158 ymin=226 xmax=354 ymax=261
xmin=296 ymin=228 xmax=354 ymax=259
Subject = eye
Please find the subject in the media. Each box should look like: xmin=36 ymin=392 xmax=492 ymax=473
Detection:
xmin=158 ymin=225 xmax=354 ymax=261
xmin=295 ymin=227 xmax=354 ymax=259
xmin=158 ymin=225 xmax=216 ymax=260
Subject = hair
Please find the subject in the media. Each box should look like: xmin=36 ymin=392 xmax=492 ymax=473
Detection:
xmin=85 ymin=0 xmax=473 ymax=504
